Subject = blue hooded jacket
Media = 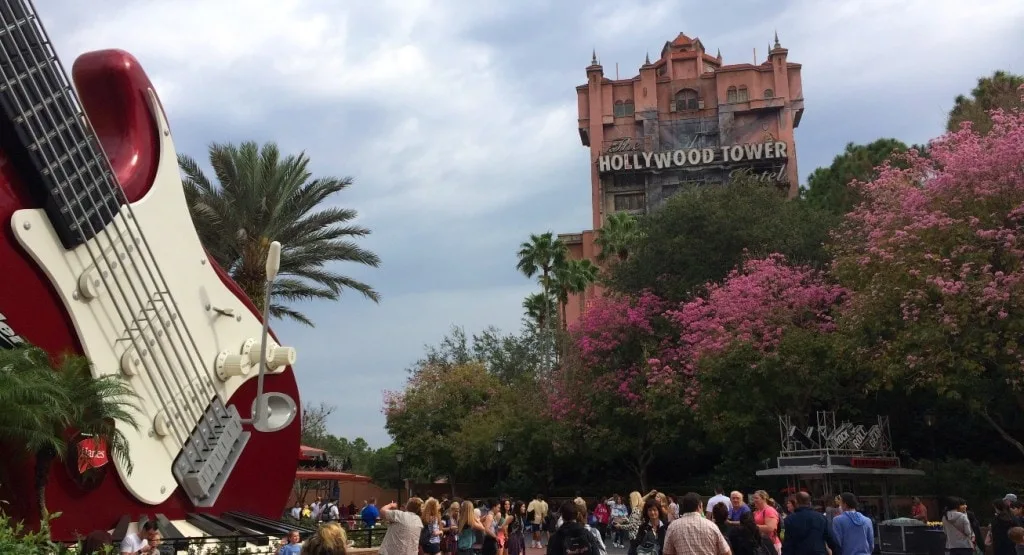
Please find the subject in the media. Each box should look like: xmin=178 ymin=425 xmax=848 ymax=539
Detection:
xmin=831 ymin=510 xmax=874 ymax=555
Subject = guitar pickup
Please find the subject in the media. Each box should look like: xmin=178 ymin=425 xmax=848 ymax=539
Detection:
xmin=75 ymin=230 xmax=137 ymax=301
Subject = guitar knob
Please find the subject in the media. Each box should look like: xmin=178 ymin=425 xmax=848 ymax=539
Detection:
xmin=216 ymin=352 xmax=249 ymax=381
xmin=267 ymin=346 xmax=297 ymax=372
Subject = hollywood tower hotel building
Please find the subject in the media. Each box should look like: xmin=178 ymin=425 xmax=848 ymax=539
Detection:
xmin=559 ymin=31 xmax=805 ymax=325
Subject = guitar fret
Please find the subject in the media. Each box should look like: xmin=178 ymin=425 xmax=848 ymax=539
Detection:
xmin=0 ymin=0 xmax=123 ymax=247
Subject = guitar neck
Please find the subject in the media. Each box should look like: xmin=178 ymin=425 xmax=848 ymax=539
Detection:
xmin=0 ymin=0 xmax=123 ymax=249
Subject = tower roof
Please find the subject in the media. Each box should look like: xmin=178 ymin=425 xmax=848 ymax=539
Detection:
xmin=671 ymin=32 xmax=692 ymax=45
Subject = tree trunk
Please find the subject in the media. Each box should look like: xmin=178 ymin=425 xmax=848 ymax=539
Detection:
xmin=624 ymin=444 xmax=655 ymax=492
xmin=34 ymin=446 xmax=56 ymax=536
xmin=978 ymin=408 xmax=1024 ymax=458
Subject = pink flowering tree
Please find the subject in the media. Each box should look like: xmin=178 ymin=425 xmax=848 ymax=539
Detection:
xmin=550 ymin=291 xmax=695 ymax=490
xmin=664 ymin=255 xmax=849 ymax=462
xmin=832 ymin=110 xmax=1024 ymax=455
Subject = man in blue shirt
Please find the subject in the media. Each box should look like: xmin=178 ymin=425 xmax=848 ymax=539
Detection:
xmin=727 ymin=491 xmax=751 ymax=525
xmin=362 ymin=498 xmax=380 ymax=528
xmin=832 ymin=492 xmax=874 ymax=555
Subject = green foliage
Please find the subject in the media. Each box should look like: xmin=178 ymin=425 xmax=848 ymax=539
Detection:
xmin=0 ymin=513 xmax=60 ymax=554
xmin=947 ymin=70 xmax=1024 ymax=135
xmin=410 ymin=325 xmax=552 ymax=384
xmin=906 ymin=459 xmax=1008 ymax=521
xmin=595 ymin=212 xmax=641 ymax=263
xmin=608 ymin=178 xmax=836 ymax=301
xmin=0 ymin=346 xmax=139 ymax=525
xmin=803 ymin=139 xmax=911 ymax=215
xmin=385 ymin=325 xmax=565 ymax=494
xmin=179 ymin=141 xmax=381 ymax=327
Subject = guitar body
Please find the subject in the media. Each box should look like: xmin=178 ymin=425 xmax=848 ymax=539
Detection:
xmin=0 ymin=47 xmax=300 ymax=540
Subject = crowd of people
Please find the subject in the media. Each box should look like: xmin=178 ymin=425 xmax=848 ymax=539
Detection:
xmin=268 ymin=489 xmax=1024 ymax=555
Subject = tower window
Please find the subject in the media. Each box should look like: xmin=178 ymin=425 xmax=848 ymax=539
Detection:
xmin=737 ymin=86 xmax=749 ymax=102
xmin=613 ymin=193 xmax=645 ymax=211
xmin=726 ymin=86 xmax=737 ymax=103
xmin=613 ymin=100 xmax=636 ymax=117
xmin=673 ymin=88 xmax=699 ymax=111
xmin=764 ymin=88 xmax=774 ymax=99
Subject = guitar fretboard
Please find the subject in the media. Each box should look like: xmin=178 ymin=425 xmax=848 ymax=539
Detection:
xmin=0 ymin=0 xmax=122 ymax=248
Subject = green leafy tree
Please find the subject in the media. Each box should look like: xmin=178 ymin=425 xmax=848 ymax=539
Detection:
xmin=803 ymin=139 xmax=911 ymax=215
xmin=595 ymin=212 xmax=641 ymax=263
xmin=179 ymin=141 xmax=381 ymax=326
xmin=947 ymin=70 xmax=1024 ymax=135
xmin=608 ymin=177 xmax=836 ymax=301
xmin=0 ymin=346 xmax=138 ymax=529
xmin=384 ymin=362 xmax=501 ymax=485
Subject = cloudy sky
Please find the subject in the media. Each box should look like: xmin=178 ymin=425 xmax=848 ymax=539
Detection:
xmin=42 ymin=0 xmax=1023 ymax=447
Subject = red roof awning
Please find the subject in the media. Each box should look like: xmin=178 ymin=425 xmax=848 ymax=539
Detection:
xmin=300 ymin=445 xmax=327 ymax=458
xmin=295 ymin=470 xmax=372 ymax=482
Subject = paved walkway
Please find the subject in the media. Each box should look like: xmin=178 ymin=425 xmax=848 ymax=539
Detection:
xmin=525 ymin=540 xmax=628 ymax=555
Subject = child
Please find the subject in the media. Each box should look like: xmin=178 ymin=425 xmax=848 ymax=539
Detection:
xmin=1008 ymin=526 xmax=1024 ymax=555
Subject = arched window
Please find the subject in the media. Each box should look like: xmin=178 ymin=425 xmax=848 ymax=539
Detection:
xmin=614 ymin=99 xmax=636 ymax=117
xmin=674 ymin=88 xmax=699 ymax=111
xmin=763 ymin=88 xmax=774 ymax=99
xmin=737 ymin=86 xmax=749 ymax=102
xmin=726 ymin=86 xmax=737 ymax=103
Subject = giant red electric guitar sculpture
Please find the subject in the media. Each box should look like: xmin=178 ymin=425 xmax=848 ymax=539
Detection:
xmin=0 ymin=0 xmax=301 ymax=541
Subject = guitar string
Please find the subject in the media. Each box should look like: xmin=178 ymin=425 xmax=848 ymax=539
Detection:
xmin=7 ymin=1 xmax=216 ymax=450
xmin=17 ymin=0 xmax=222 ymax=407
xmin=0 ymin=1 xmax=205 ymax=457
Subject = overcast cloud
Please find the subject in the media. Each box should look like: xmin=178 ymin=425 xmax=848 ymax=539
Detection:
xmin=41 ymin=0 xmax=1024 ymax=447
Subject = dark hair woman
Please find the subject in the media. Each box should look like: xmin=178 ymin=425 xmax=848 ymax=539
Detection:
xmin=712 ymin=502 xmax=730 ymax=537
xmin=628 ymin=499 xmax=667 ymax=555
xmin=728 ymin=512 xmax=773 ymax=555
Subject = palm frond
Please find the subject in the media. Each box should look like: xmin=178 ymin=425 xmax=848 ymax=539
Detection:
xmin=179 ymin=141 xmax=380 ymax=326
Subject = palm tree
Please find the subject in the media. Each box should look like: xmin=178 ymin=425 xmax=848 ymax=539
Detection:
xmin=178 ymin=141 xmax=381 ymax=327
xmin=523 ymin=292 xmax=556 ymax=330
xmin=515 ymin=232 xmax=567 ymax=324
xmin=552 ymin=258 xmax=599 ymax=330
xmin=595 ymin=212 xmax=641 ymax=263
xmin=0 ymin=345 xmax=139 ymax=528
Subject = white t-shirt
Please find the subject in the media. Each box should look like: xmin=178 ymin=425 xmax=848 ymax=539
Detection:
xmin=706 ymin=494 xmax=730 ymax=515
xmin=119 ymin=533 xmax=148 ymax=554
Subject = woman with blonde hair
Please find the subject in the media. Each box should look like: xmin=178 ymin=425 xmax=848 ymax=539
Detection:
xmin=422 ymin=497 xmax=444 ymax=555
xmin=574 ymin=497 xmax=608 ymax=555
xmin=457 ymin=500 xmax=493 ymax=555
xmin=302 ymin=522 xmax=348 ymax=555
xmin=442 ymin=501 xmax=461 ymax=555
xmin=752 ymin=490 xmax=781 ymax=554
xmin=625 ymin=490 xmax=659 ymax=542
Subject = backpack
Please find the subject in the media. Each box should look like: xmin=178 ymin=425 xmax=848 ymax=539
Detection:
xmin=753 ymin=536 xmax=773 ymax=555
xmin=563 ymin=526 xmax=598 ymax=555
xmin=635 ymin=529 xmax=659 ymax=555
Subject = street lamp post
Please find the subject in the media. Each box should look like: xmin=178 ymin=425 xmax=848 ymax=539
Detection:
xmin=923 ymin=411 xmax=936 ymax=458
xmin=494 ymin=437 xmax=505 ymax=491
xmin=396 ymin=449 xmax=405 ymax=505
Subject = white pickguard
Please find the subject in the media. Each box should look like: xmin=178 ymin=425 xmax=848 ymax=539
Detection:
xmin=10 ymin=90 xmax=291 ymax=505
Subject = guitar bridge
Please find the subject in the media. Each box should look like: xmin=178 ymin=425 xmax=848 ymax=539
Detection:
xmin=172 ymin=399 xmax=249 ymax=507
